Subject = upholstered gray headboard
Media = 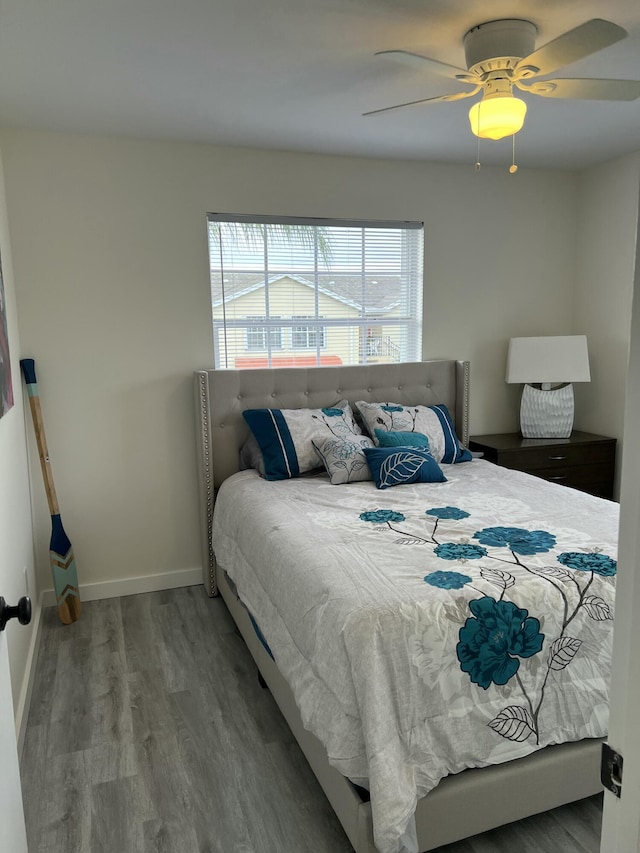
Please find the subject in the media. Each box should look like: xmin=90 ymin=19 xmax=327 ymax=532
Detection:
xmin=194 ymin=360 xmax=470 ymax=596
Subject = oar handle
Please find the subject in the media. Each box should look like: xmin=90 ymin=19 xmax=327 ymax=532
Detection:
xmin=20 ymin=359 xmax=60 ymax=516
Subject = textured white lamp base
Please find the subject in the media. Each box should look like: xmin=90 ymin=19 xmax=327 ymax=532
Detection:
xmin=520 ymin=383 xmax=575 ymax=438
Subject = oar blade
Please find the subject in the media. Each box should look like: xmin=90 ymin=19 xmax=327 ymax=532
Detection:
xmin=50 ymin=514 xmax=81 ymax=624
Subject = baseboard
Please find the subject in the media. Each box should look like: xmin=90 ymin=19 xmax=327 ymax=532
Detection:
xmin=16 ymin=595 xmax=44 ymax=757
xmin=40 ymin=567 xmax=202 ymax=608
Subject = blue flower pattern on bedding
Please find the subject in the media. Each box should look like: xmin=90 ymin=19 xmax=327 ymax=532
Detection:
xmin=426 ymin=506 xmax=470 ymax=520
xmin=360 ymin=509 xmax=406 ymax=524
xmin=456 ymin=597 xmax=544 ymax=690
xmin=473 ymin=526 xmax=557 ymax=555
xmin=434 ymin=542 xmax=487 ymax=561
xmin=424 ymin=570 xmax=472 ymax=589
xmin=558 ymin=551 xmax=617 ymax=576
xmin=359 ymin=504 xmax=617 ymax=745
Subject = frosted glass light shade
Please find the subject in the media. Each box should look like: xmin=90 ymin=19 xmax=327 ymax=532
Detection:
xmin=506 ymin=336 xmax=591 ymax=384
xmin=468 ymin=95 xmax=527 ymax=140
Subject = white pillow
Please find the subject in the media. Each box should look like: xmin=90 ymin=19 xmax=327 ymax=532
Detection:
xmin=312 ymin=434 xmax=374 ymax=484
xmin=354 ymin=400 xmax=472 ymax=464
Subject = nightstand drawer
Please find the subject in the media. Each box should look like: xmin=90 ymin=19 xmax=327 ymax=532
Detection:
xmin=498 ymin=443 xmax=614 ymax=473
xmin=469 ymin=431 xmax=617 ymax=500
xmin=534 ymin=462 xmax=613 ymax=490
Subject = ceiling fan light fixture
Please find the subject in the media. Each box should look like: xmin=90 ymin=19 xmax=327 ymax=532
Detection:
xmin=468 ymin=93 xmax=527 ymax=140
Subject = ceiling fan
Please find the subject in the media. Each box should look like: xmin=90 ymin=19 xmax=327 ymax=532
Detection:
xmin=365 ymin=18 xmax=640 ymax=141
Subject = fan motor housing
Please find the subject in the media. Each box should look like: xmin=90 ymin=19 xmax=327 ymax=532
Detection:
xmin=464 ymin=19 xmax=537 ymax=73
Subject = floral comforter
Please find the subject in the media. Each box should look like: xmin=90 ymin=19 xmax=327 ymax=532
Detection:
xmin=211 ymin=459 xmax=618 ymax=853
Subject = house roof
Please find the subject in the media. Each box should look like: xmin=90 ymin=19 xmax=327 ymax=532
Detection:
xmin=210 ymin=273 xmax=403 ymax=314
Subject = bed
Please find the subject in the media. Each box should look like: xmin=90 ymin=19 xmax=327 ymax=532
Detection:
xmin=193 ymin=360 xmax=615 ymax=853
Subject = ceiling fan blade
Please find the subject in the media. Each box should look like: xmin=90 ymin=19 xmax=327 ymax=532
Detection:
xmin=521 ymin=77 xmax=640 ymax=100
xmin=515 ymin=19 xmax=627 ymax=78
xmin=363 ymin=86 xmax=481 ymax=116
xmin=375 ymin=50 xmax=477 ymax=83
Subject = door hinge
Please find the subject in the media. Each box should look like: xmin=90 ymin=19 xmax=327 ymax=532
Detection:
xmin=601 ymin=742 xmax=623 ymax=798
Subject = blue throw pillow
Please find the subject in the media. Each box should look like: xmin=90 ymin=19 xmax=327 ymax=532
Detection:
xmin=364 ymin=446 xmax=447 ymax=490
xmin=374 ymin=429 xmax=430 ymax=449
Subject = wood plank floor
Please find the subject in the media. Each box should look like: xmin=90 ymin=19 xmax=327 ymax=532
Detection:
xmin=21 ymin=586 xmax=604 ymax=853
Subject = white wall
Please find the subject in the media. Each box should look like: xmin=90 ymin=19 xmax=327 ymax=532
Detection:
xmin=574 ymin=152 xmax=640 ymax=493
xmin=0 ymin=129 xmax=582 ymax=594
xmin=0 ymin=149 xmax=39 ymax=732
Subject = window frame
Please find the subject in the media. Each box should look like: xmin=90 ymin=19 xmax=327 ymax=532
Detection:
xmin=208 ymin=214 xmax=423 ymax=369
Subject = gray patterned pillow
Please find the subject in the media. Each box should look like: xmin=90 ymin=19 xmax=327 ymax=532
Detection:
xmin=312 ymin=434 xmax=374 ymax=485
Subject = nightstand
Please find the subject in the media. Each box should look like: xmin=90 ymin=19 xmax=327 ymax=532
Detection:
xmin=468 ymin=431 xmax=616 ymax=499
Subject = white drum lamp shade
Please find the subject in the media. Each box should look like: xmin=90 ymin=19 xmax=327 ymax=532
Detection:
xmin=506 ymin=336 xmax=591 ymax=438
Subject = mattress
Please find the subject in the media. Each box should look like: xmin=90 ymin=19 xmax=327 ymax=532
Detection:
xmin=211 ymin=459 xmax=618 ymax=853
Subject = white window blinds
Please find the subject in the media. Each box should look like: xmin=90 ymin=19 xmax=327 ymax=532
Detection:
xmin=207 ymin=214 xmax=423 ymax=369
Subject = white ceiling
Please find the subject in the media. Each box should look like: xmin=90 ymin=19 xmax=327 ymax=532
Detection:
xmin=1 ymin=0 xmax=639 ymax=170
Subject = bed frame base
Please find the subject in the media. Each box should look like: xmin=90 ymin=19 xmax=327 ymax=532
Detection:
xmin=195 ymin=361 xmax=603 ymax=851
xmin=219 ymin=571 xmax=602 ymax=852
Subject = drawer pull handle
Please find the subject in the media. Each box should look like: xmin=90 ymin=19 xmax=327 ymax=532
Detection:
xmin=548 ymin=475 xmax=567 ymax=481
xmin=548 ymin=455 xmax=567 ymax=461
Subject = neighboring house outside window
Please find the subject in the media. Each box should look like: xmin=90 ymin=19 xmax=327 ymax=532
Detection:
xmin=366 ymin=325 xmax=400 ymax=360
xmin=245 ymin=316 xmax=282 ymax=351
xmin=208 ymin=214 xmax=423 ymax=369
xmin=291 ymin=316 xmax=326 ymax=350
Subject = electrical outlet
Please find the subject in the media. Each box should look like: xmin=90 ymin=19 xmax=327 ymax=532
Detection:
xmin=23 ymin=567 xmax=29 ymax=598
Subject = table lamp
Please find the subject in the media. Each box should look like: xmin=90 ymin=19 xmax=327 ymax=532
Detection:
xmin=505 ymin=335 xmax=591 ymax=438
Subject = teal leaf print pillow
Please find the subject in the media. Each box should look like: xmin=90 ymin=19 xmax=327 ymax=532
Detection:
xmin=364 ymin=446 xmax=447 ymax=490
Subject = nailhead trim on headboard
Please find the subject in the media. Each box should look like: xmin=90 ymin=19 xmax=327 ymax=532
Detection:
xmin=194 ymin=370 xmax=218 ymax=596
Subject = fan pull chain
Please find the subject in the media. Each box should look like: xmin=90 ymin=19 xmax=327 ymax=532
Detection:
xmin=475 ymin=98 xmax=481 ymax=170
xmin=509 ymin=134 xmax=518 ymax=174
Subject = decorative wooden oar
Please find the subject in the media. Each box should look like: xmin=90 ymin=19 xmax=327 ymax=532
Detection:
xmin=20 ymin=358 xmax=81 ymax=624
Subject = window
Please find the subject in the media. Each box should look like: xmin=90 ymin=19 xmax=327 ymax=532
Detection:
xmin=245 ymin=316 xmax=282 ymax=351
xmin=208 ymin=214 xmax=423 ymax=369
xmin=291 ymin=316 xmax=326 ymax=350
